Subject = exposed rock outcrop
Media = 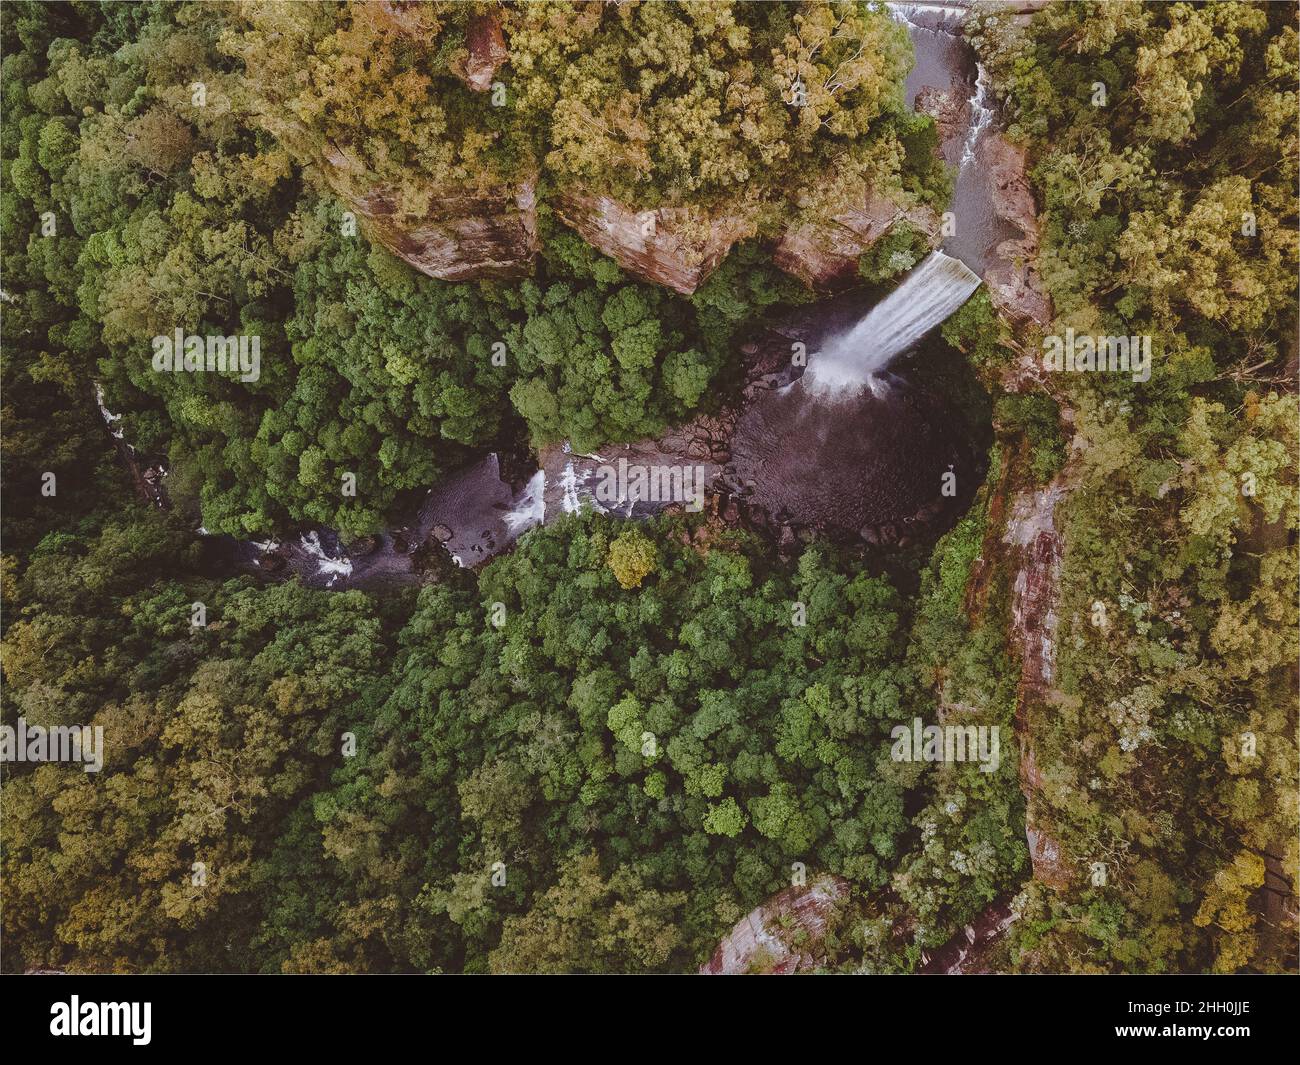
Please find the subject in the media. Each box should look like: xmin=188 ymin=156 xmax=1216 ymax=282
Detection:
xmin=1002 ymin=436 xmax=1078 ymax=891
xmin=553 ymin=193 xmax=757 ymax=295
xmin=773 ymin=195 xmax=941 ymax=292
xmin=919 ymin=897 xmax=1019 ymax=974
xmin=358 ymin=182 xmax=537 ymax=282
xmin=315 ymin=7 xmax=535 ymax=285
xmin=1004 ymin=479 xmax=1067 ymax=698
xmin=454 ymin=14 xmax=509 ymax=92
xmin=915 ymin=85 xmax=971 ymax=164
xmin=322 ymin=140 xmax=538 ymax=281
xmin=943 ymin=326 xmax=1081 ymax=896
xmin=373 ymin=5 xmax=507 ymax=92
xmin=699 ymin=874 xmax=850 ymax=974
xmin=982 ymin=134 xmax=1052 ymax=327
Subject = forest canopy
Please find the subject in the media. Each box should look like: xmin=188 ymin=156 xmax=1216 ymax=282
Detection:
xmin=1 ymin=0 xmax=1296 ymax=977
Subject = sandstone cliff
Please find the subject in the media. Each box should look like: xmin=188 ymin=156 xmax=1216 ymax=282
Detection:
xmin=358 ymin=182 xmax=537 ymax=283
xmin=317 ymin=10 xmax=536 ymax=281
xmin=553 ymin=193 xmax=759 ymax=296
xmin=373 ymin=5 xmax=508 ymax=93
xmin=1002 ymin=475 xmax=1075 ymax=891
xmin=316 ymin=7 xmax=926 ymax=294
xmin=982 ymin=134 xmax=1052 ymax=327
xmin=773 ymin=195 xmax=941 ymax=292
xmin=994 ymin=342 xmax=1079 ymax=892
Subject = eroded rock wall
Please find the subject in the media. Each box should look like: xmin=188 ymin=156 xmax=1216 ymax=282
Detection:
xmin=983 ymin=134 xmax=1052 ymax=327
xmin=553 ymin=193 xmax=759 ymax=296
xmin=773 ymin=196 xmax=941 ymax=292
xmin=313 ymin=11 xmax=537 ymax=282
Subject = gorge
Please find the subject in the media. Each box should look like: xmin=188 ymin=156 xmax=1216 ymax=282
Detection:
xmin=190 ymin=3 xmax=1014 ymax=590
xmin=15 ymin=0 xmax=1293 ymax=982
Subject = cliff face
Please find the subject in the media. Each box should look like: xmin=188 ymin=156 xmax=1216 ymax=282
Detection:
xmin=363 ymin=182 xmax=536 ymax=283
xmin=328 ymin=155 xmax=918 ymax=298
xmin=919 ymin=898 xmax=1018 ymax=974
xmin=983 ymin=134 xmax=1052 ymax=327
xmin=553 ymin=193 xmax=758 ymax=296
xmin=699 ymin=874 xmax=850 ymax=974
xmin=321 ymin=141 xmax=538 ymax=282
xmin=993 ymin=346 xmax=1079 ymax=893
xmin=315 ymin=9 xmax=928 ymax=295
xmin=1002 ymin=476 xmax=1075 ymax=891
xmin=552 ymin=187 xmax=933 ymax=296
xmin=315 ymin=10 xmax=536 ymax=282
xmin=946 ymin=347 xmax=1079 ymax=899
xmin=773 ymin=196 xmax=941 ymax=292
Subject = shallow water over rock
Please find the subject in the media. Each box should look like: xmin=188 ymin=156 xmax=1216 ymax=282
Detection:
xmin=891 ymin=2 xmax=1021 ymax=276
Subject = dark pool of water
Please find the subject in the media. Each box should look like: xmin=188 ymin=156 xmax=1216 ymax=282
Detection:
xmin=730 ymin=353 xmax=984 ymax=544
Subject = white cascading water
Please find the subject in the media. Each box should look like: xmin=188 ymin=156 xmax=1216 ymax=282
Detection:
xmin=503 ymin=469 xmax=546 ymax=533
xmin=886 ymin=2 xmax=970 ymax=29
xmin=802 ymin=250 xmax=982 ymax=397
xmin=960 ymin=62 xmax=994 ymax=166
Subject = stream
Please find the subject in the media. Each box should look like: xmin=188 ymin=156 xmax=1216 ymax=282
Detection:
xmin=894 ymin=2 xmax=1021 ymax=274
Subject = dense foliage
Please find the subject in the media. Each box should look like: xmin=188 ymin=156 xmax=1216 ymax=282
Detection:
xmin=969 ymin=0 xmax=1298 ymax=973
xmin=1 ymin=0 xmax=1020 ymax=975
xmin=1 ymin=0 xmax=815 ymax=540
xmin=224 ymin=0 xmax=938 ymax=223
xmin=1 ymin=485 xmax=1032 ymax=972
xmin=2 ymin=0 xmax=1295 ymax=977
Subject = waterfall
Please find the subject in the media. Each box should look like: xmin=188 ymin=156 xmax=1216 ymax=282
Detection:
xmin=299 ymin=530 xmax=353 ymax=586
xmin=503 ymin=470 xmax=546 ymax=533
xmin=886 ymin=3 xmax=970 ymax=31
xmin=802 ymin=251 xmax=981 ymax=397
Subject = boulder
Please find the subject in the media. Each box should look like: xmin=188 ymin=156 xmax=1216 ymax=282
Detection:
xmin=700 ymin=874 xmax=850 ymax=974
xmin=914 ymin=85 xmax=971 ymax=164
